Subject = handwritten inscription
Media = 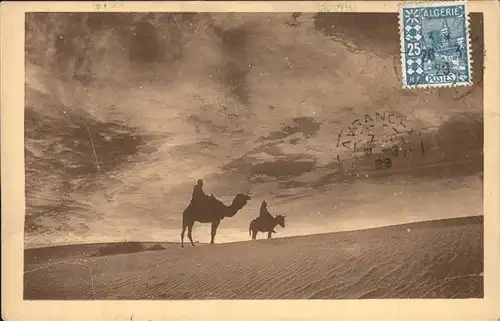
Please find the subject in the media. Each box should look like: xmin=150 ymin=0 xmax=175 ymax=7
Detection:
xmin=318 ymin=2 xmax=354 ymax=12
xmin=92 ymin=2 xmax=123 ymax=10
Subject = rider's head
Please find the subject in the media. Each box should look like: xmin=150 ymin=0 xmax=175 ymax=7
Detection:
xmin=197 ymin=179 xmax=203 ymax=187
xmin=261 ymin=200 xmax=267 ymax=208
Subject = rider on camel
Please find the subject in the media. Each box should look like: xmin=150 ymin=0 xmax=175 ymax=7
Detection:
xmin=191 ymin=179 xmax=210 ymax=209
xmin=192 ymin=179 xmax=206 ymax=201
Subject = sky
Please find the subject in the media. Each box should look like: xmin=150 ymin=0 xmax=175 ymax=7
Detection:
xmin=24 ymin=13 xmax=484 ymax=248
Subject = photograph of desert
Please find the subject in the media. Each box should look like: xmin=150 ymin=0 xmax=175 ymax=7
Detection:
xmin=24 ymin=12 xmax=484 ymax=300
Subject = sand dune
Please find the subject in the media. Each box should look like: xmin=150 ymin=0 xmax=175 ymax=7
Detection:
xmin=24 ymin=216 xmax=483 ymax=300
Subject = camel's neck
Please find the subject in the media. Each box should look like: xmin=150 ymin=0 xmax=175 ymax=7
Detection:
xmin=225 ymin=203 xmax=240 ymax=217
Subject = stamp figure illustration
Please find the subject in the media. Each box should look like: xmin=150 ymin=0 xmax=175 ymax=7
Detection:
xmin=399 ymin=2 xmax=472 ymax=88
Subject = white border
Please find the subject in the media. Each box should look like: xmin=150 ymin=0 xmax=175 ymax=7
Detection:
xmin=1 ymin=2 xmax=499 ymax=321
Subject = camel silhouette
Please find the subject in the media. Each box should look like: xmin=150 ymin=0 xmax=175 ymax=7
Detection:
xmin=181 ymin=193 xmax=251 ymax=247
xmin=249 ymin=214 xmax=286 ymax=240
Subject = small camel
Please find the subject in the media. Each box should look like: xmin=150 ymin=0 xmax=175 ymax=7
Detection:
xmin=249 ymin=214 xmax=286 ymax=240
xmin=181 ymin=193 xmax=251 ymax=247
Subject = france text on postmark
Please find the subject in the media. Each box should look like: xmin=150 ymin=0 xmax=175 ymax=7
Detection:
xmin=399 ymin=1 xmax=472 ymax=88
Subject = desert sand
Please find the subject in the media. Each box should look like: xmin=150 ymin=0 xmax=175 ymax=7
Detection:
xmin=24 ymin=215 xmax=483 ymax=300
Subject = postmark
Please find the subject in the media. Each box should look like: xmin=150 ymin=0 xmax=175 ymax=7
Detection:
xmin=399 ymin=1 xmax=472 ymax=88
xmin=336 ymin=111 xmax=425 ymax=171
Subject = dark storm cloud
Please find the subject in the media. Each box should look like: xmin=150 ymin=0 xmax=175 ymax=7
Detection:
xmin=249 ymin=159 xmax=316 ymax=179
xmin=314 ymin=13 xmax=400 ymax=56
xmin=25 ymin=12 xmax=200 ymax=86
xmin=223 ymin=110 xmax=482 ymax=192
xmin=224 ymin=152 xmax=317 ymax=180
xmin=314 ymin=13 xmax=484 ymax=90
xmin=212 ymin=24 xmax=252 ymax=105
xmin=258 ymin=117 xmax=321 ymax=142
xmin=24 ymin=87 xmax=148 ymax=233
xmin=221 ymin=117 xmax=322 ymax=180
xmin=315 ymin=112 xmax=483 ymax=183
xmin=129 ymin=20 xmax=163 ymax=63
xmin=25 ymin=106 xmax=146 ymax=177
xmin=225 ymin=111 xmax=484 ymax=194
xmin=314 ymin=13 xmax=483 ymax=59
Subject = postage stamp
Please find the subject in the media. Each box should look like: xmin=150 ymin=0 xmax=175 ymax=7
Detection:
xmin=399 ymin=1 xmax=472 ymax=88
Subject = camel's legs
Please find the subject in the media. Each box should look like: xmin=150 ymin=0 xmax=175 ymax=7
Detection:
xmin=252 ymin=230 xmax=257 ymax=240
xmin=187 ymin=222 xmax=195 ymax=246
xmin=210 ymin=220 xmax=220 ymax=244
xmin=181 ymin=222 xmax=188 ymax=248
xmin=267 ymin=231 xmax=272 ymax=239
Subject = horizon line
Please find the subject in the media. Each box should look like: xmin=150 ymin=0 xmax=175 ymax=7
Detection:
xmin=24 ymin=214 xmax=483 ymax=250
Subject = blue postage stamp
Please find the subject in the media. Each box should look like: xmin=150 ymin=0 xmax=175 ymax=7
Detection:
xmin=399 ymin=1 xmax=472 ymax=88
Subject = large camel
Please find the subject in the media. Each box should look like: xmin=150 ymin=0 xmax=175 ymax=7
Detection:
xmin=181 ymin=193 xmax=251 ymax=247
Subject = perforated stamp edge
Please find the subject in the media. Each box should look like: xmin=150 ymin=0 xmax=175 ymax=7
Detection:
xmin=398 ymin=0 xmax=474 ymax=89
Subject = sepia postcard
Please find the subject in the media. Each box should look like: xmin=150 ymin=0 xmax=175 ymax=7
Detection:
xmin=1 ymin=1 xmax=499 ymax=321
